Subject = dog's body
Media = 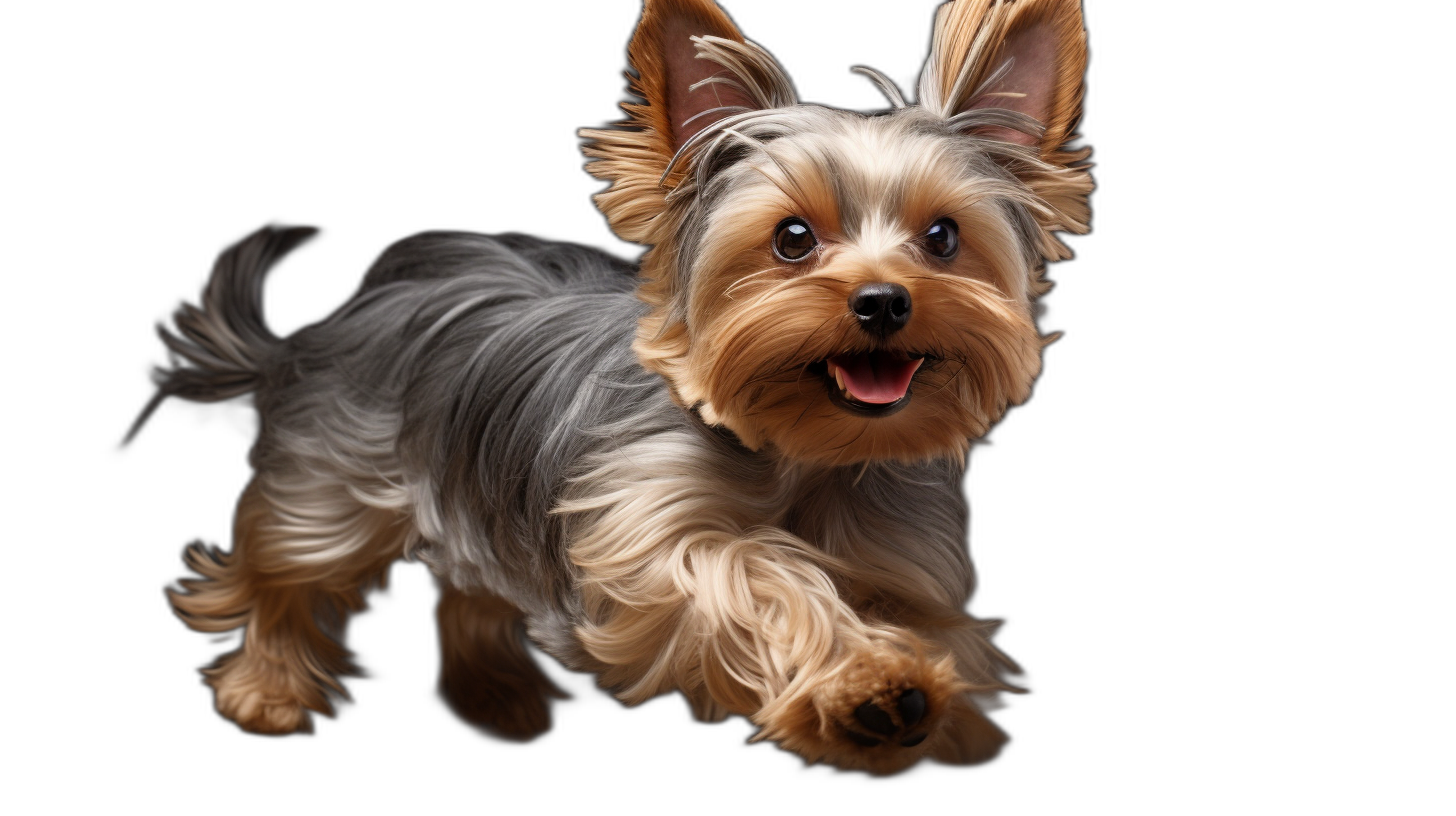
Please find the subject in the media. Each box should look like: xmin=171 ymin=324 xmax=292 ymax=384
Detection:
xmin=135 ymin=0 xmax=1090 ymax=773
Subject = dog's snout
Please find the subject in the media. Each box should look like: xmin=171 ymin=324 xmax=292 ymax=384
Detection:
xmin=849 ymin=283 xmax=911 ymax=336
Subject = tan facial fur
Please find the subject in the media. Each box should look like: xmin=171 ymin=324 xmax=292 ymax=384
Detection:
xmin=659 ymin=114 xmax=1049 ymax=463
xmin=583 ymin=0 xmax=1091 ymax=465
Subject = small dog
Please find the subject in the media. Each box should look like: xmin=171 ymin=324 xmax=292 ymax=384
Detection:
xmin=132 ymin=0 xmax=1089 ymax=773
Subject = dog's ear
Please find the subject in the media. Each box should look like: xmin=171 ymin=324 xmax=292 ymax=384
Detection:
xmin=633 ymin=0 xmax=756 ymax=153
xmin=582 ymin=0 xmax=795 ymax=244
xmin=918 ymin=0 xmax=1087 ymax=157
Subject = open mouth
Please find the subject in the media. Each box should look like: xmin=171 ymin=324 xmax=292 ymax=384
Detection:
xmin=815 ymin=351 xmax=924 ymax=417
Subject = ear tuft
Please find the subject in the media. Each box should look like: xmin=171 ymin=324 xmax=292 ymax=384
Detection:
xmin=629 ymin=0 xmax=749 ymax=158
xmin=580 ymin=0 xmax=794 ymax=245
xmin=918 ymin=0 xmax=1087 ymax=155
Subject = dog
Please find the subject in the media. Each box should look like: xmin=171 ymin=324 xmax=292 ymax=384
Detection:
xmin=131 ymin=0 xmax=1090 ymax=773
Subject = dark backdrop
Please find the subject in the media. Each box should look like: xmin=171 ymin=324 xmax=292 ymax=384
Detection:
xmin=53 ymin=0 xmax=1217 ymax=804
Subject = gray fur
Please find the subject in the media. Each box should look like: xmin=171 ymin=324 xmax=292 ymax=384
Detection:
xmin=134 ymin=226 xmax=977 ymax=669
xmin=126 ymin=226 xmax=317 ymax=443
xmin=132 ymin=26 xmax=1067 ymax=686
xmin=166 ymin=231 xmax=739 ymax=664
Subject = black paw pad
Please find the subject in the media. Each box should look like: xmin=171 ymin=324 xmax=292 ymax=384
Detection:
xmin=849 ymin=688 xmax=930 ymax=749
xmin=897 ymin=688 xmax=927 ymax=729
xmin=854 ymin=700 xmax=898 ymax=735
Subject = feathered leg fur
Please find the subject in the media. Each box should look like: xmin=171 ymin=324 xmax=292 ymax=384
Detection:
xmin=562 ymin=429 xmax=1013 ymax=773
xmin=170 ymin=477 xmax=406 ymax=733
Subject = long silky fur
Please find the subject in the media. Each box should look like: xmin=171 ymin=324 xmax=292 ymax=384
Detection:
xmin=137 ymin=0 xmax=1090 ymax=774
xmin=137 ymin=223 xmax=1016 ymax=769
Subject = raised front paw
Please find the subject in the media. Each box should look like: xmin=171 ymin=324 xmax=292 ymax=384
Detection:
xmin=756 ymin=639 xmax=967 ymax=773
xmin=847 ymin=688 xmax=931 ymax=748
xmin=811 ymin=645 xmax=960 ymax=770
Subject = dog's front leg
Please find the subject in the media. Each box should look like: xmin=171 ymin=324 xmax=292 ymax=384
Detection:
xmin=561 ymin=437 xmax=964 ymax=773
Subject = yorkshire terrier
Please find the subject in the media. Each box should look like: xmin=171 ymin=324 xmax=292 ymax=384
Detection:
xmin=131 ymin=0 xmax=1090 ymax=773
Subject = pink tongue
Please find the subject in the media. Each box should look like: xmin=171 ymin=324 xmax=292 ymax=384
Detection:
xmin=829 ymin=353 xmax=922 ymax=404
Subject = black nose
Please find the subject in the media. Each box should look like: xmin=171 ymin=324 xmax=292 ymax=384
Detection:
xmin=849 ymin=282 xmax=911 ymax=336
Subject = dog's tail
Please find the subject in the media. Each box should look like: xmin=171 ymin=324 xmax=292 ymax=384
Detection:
xmin=124 ymin=225 xmax=318 ymax=443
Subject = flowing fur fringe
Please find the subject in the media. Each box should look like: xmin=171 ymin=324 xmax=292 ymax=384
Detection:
xmin=126 ymin=225 xmax=316 ymax=443
xmin=138 ymin=0 xmax=1093 ymax=773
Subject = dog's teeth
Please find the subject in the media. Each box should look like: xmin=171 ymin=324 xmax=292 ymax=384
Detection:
xmin=833 ymin=365 xmax=845 ymax=392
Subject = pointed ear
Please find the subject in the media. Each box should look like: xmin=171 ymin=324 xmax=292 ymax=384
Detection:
xmin=581 ymin=0 xmax=795 ymax=244
xmin=918 ymin=0 xmax=1087 ymax=156
xmin=629 ymin=0 xmax=755 ymax=153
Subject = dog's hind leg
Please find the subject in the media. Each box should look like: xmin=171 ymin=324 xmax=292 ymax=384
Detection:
xmin=169 ymin=476 xmax=407 ymax=734
xmin=435 ymin=583 xmax=566 ymax=740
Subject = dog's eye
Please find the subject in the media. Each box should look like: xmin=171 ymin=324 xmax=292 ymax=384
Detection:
xmin=773 ymin=218 xmax=817 ymax=262
xmin=923 ymin=218 xmax=959 ymax=259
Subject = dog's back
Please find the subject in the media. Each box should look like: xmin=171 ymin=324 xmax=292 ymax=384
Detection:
xmin=134 ymin=228 xmax=686 ymax=728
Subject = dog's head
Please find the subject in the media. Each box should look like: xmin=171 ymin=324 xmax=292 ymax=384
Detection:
xmin=582 ymin=0 xmax=1091 ymax=465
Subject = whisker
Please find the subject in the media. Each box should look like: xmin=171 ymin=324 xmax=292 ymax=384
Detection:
xmin=724 ymin=267 xmax=790 ymax=298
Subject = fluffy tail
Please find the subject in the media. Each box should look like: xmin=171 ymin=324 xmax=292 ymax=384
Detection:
xmin=125 ymin=225 xmax=318 ymax=443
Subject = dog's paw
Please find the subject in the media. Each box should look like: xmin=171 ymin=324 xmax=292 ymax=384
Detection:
xmin=436 ymin=676 xmax=556 ymax=746
xmin=756 ymin=639 xmax=966 ymax=773
xmin=210 ymin=682 xmax=313 ymax=735
xmin=203 ymin=650 xmax=329 ymax=735
xmin=846 ymin=687 xmax=930 ymax=748
xmin=811 ymin=645 xmax=961 ymax=769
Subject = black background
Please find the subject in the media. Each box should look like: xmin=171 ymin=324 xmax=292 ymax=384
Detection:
xmin=48 ymin=0 xmax=1240 ymax=804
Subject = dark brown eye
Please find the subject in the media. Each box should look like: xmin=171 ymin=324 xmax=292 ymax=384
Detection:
xmin=773 ymin=217 xmax=817 ymax=262
xmin=924 ymin=218 xmax=959 ymax=259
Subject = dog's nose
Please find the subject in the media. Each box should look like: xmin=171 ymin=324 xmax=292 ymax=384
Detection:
xmin=849 ymin=282 xmax=911 ymax=336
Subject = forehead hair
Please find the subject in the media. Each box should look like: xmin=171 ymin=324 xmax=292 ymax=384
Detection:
xmin=668 ymin=105 xmax=1046 ymax=288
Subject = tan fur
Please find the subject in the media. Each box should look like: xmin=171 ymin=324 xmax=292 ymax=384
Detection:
xmin=170 ymin=477 xmax=407 ymax=733
xmin=922 ymin=0 xmax=1093 ymax=255
xmin=635 ymin=119 xmax=1047 ymax=463
xmin=921 ymin=0 xmax=1087 ymax=154
xmin=560 ymin=429 xmax=1017 ymax=771
xmin=162 ymin=0 xmax=1088 ymax=773
xmin=756 ymin=640 xmax=973 ymax=773
xmin=581 ymin=2 xmax=1089 ymax=466
xmin=566 ymin=0 xmax=1087 ymax=769
xmin=579 ymin=0 xmax=752 ymax=243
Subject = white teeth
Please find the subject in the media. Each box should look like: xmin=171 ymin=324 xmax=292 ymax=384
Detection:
xmin=832 ymin=363 xmax=846 ymax=393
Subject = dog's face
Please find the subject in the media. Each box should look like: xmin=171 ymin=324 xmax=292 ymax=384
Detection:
xmin=583 ymin=0 xmax=1091 ymax=465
